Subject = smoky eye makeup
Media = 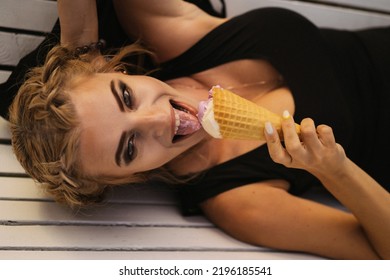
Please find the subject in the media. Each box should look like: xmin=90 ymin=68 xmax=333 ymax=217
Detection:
xmin=112 ymin=80 xmax=137 ymax=165
xmin=124 ymin=134 xmax=137 ymax=164
xmin=119 ymin=80 xmax=134 ymax=109
xmin=115 ymin=132 xmax=137 ymax=166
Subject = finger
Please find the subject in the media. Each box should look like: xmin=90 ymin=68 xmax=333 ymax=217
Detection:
xmin=300 ymin=118 xmax=322 ymax=151
xmin=317 ymin=124 xmax=336 ymax=147
xmin=264 ymin=121 xmax=292 ymax=165
xmin=281 ymin=110 xmax=303 ymax=156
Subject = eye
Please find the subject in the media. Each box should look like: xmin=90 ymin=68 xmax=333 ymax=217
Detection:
xmin=125 ymin=134 xmax=136 ymax=163
xmin=120 ymin=82 xmax=133 ymax=108
xmin=123 ymin=88 xmax=132 ymax=108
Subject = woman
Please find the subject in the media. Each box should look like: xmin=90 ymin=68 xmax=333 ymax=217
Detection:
xmin=8 ymin=0 xmax=390 ymax=259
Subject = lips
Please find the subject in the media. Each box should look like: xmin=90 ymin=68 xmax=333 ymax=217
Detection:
xmin=170 ymin=100 xmax=200 ymax=143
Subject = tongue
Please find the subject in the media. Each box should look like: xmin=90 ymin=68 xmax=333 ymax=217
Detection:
xmin=174 ymin=108 xmax=201 ymax=135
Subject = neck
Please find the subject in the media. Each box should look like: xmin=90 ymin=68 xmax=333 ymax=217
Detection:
xmin=167 ymin=137 xmax=220 ymax=176
xmin=168 ymin=79 xmax=270 ymax=91
xmin=167 ymin=76 xmax=284 ymax=102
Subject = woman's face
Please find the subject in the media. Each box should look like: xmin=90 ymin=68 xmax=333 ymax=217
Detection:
xmin=70 ymin=72 xmax=208 ymax=179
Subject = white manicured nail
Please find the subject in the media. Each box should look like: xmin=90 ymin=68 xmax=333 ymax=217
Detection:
xmin=265 ymin=122 xmax=274 ymax=135
xmin=282 ymin=110 xmax=290 ymax=119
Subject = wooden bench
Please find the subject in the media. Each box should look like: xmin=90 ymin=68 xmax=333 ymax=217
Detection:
xmin=1 ymin=0 xmax=389 ymax=260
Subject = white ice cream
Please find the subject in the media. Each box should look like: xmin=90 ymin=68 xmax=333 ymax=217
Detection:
xmin=198 ymin=99 xmax=222 ymax=139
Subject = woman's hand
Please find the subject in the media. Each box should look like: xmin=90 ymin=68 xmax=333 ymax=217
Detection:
xmin=264 ymin=111 xmax=390 ymax=259
xmin=264 ymin=110 xmax=347 ymax=177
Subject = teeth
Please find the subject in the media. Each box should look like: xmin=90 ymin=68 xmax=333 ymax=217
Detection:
xmin=174 ymin=110 xmax=180 ymax=135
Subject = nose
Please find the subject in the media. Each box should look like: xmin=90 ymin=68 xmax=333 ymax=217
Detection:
xmin=132 ymin=108 xmax=171 ymax=139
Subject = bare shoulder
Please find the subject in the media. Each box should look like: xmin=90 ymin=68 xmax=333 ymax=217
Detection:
xmin=200 ymin=182 xmax=379 ymax=259
xmin=113 ymin=0 xmax=227 ymax=62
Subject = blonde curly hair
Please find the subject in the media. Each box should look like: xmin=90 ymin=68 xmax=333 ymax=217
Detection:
xmin=9 ymin=44 xmax=158 ymax=208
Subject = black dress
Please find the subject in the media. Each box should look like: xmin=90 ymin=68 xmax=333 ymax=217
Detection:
xmin=0 ymin=0 xmax=225 ymax=119
xmin=155 ymin=8 xmax=390 ymax=214
xmin=2 ymin=5 xmax=389 ymax=214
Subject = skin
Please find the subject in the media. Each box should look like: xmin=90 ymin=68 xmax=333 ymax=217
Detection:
xmin=202 ymin=116 xmax=387 ymax=259
xmin=70 ymin=71 xmax=388 ymax=259
xmin=59 ymin=0 xmax=390 ymax=259
xmin=70 ymin=73 xmax=210 ymax=178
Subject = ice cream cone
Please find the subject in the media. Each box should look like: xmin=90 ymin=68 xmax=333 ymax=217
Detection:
xmin=200 ymin=86 xmax=300 ymax=140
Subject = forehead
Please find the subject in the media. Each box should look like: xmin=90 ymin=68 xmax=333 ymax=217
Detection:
xmin=71 ymin=73 xmax=115 ymax=95
xmin=69 ymin=73 xmax=122 ymax=176
xmin=70 ymin=73 xmax=119 ymax=127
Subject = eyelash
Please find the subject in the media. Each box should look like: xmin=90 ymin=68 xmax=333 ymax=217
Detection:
xmin=125 ymin=134 xmax=136 ymax=163
xmin=120 ymin=82 xmax=133 ymax=109
xmin=120 ymin=82 xmax=136 ymax=162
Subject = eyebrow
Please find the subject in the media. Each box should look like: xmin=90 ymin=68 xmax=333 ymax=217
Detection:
xmin=110 ymin=80 xmax=124 ymax=112
xmin=115 ymin=131 xmax=127 ymax=166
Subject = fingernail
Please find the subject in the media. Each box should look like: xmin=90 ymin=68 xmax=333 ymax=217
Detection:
xmin=282 ymin=110 xmax=291 ymax=119
xmin=265 ymin=121 xmax=274 ymax=135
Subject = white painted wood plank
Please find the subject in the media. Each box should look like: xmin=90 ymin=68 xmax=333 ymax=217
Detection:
xmin=0 ymin=177 xmax=342 ymax=210
xmin=0 ymin=226 xmax=260 ymax=252
xmin=0 ymin=200 xmax=210 ymax=227
xmin=0 ymin=117 xmax=10 ymax=139
xmin=0 ymin=177 xmax=177 ymax=205
xmin=0 ymin=177 xmax=47 ymax=200
xmin=0 ymin=188 xmax=343 ymax=227
xmin=320 ymin=0 xmax=390 ymax=13
xmin=1 ymin=225 xmax=321 ymax=261
xmin=105 ymin=184 xmax=178 ymax=205
xmin=0 ymin=250 xmax=323 ymax=260
xmin=0 ymin=70 xmax=11 ymax=84
xmin=0 ymin=0 xmax=57 ymax=32
xmin=225 ymin=0 xmax=390 ymax=29
xmin=0 ymin=145 xmax=25 ymax=174
xmin=0 ymin=0 xmax=353 ymax=262
xmin=0 ymin=32 xmax=45 ymax=66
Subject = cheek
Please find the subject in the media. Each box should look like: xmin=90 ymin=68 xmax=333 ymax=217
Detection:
xmin=79 ymin=128 xmax=113 ymax=168
xmin=136 ymin=142 xmax=174 ymax=171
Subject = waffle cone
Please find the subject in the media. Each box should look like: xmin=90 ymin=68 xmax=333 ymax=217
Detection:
xmin=211 ymin=86 xmax=300 ymax=140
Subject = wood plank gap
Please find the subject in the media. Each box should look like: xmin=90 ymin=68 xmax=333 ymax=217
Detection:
xmin=0 ymin=172 xmax=29 ymax=178
xmin=0 ymin=197 xmax=52 ymax=202
xmin=100 ymin=200 xmax=178 ymax=206
xmin=0 ymin=198 xmax=177 ymax=207
xmin=297 ymin=0 xmax=390 ymax=15
xmin=0 ymin=26 xmax=49 ymax=37
xmin=0 ymin=221 xmax=214 ymax=228
xmin=0 ymin=65 xmax=16 ymax=72
xmin=0 ymin=247 xmax=268 ymax=253
xmin=0 ymin=139 xmax=11 ymax=145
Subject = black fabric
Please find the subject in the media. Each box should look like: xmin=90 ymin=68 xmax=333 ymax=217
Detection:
xmin=0 ymin=0 xmax=225 ymax=120
xmin=154 ymin=8 xmax=390 ymax=214
xmin=176 ymin=145 xmax=321 ymax=214
xmin=2 ymin=4 xmax=388 ymax=215
xmin=186 ymin=0 xmax=226 ymax=18
xmin=0 ymin=0 xmax=123 ymax=120
xmin=0 ymin=21 xmax=60 ymax=120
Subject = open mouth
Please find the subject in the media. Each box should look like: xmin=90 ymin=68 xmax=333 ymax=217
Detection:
xmin=170 ymin=100 xmax=200 ymax=143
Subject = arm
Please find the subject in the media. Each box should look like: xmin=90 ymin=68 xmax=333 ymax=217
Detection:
xmin=57 ymin=0 xmax=98 ymax=46
xmin=201 ymin=182 xmax=380 ymax=259
xmin=113 ymin=0 xmax=225 ymax=62
xmin=264 ymin=113 xmax=390 ymax=259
